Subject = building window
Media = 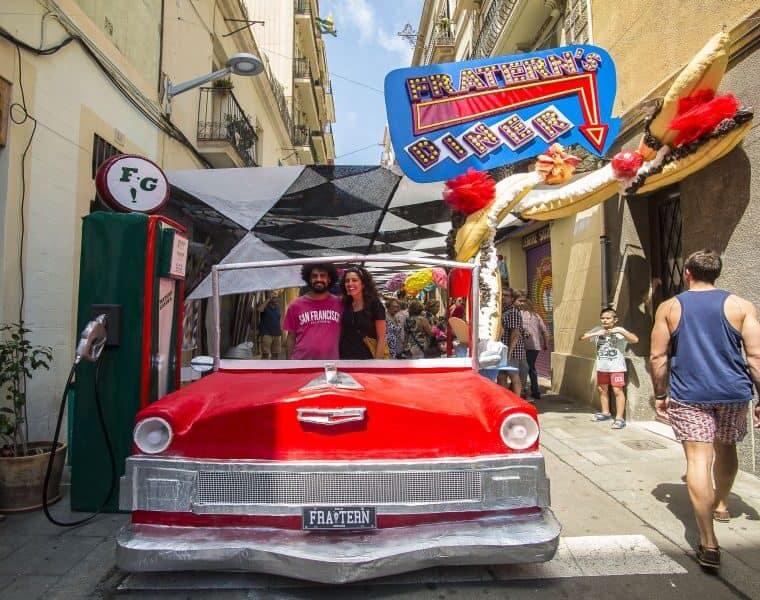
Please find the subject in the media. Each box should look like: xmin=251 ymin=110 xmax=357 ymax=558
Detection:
xmin=650 ymin=187 xmax=684 ymax=305
xmin=564 ymin=0 xmax=590 ymax=44
xmin=91 ymin=134 xmax=122 ymax=179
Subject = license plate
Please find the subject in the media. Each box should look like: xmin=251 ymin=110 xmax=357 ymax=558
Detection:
xmin=302 ymin=506 xmax=377 ymax=530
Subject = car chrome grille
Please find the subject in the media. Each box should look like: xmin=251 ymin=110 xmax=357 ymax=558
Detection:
xmin=196 ymin=470 xmax=482 ymax=505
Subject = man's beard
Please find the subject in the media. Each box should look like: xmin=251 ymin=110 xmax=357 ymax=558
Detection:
xmin=310 ymin=282 xmax=328 ymax=292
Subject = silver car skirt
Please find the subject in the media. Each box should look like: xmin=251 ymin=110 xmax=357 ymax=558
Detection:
xmin=116 ymin=508 xmax=560 ymax=584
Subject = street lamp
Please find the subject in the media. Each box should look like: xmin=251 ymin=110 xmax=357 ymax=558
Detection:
xmin=165 ymin=52 xmax=264 ymax=107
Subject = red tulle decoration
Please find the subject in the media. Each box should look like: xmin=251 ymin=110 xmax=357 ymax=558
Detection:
xmin=611 ymin=150 xmax=644 ymax=179
xmin=443 ymin=168 xmax=496 ymax=214
xmin=669 ymin=89 xmax=739 ymax=146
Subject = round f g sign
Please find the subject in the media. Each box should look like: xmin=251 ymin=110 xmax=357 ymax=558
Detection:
xmin=95 ymin=154 xmax=170 ymax=214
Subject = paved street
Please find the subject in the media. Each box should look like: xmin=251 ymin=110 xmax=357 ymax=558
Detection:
xmin=1 ymin=392 xmax=759 ymax=599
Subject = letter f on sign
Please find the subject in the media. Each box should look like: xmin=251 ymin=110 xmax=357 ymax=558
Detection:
xmin=120 ymin=166 xmax=139 ymax=182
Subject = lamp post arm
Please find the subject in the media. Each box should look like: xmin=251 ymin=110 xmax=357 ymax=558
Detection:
xmin=167 ymin=67 xmax=231 ymax=101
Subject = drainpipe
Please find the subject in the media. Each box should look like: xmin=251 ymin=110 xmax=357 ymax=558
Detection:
xmin=600 ymin=234 xmax=610 ymax=308
xmin=600 ymin=197 xmax=611 ymax=308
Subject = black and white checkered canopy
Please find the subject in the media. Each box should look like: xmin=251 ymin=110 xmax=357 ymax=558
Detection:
xmin=165 ymin=165 xmax=454 ymax=298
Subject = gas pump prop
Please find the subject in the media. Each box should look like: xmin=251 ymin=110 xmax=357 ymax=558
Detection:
xmin=70 ymin=155 xmax=188 ymax=512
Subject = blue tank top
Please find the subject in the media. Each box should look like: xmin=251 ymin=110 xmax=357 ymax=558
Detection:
xmin=669 ymin=289 xmax=753 ymax=404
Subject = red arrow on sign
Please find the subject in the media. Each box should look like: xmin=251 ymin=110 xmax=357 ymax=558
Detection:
xmin=412 ymin=73 xmax=608 ymax=152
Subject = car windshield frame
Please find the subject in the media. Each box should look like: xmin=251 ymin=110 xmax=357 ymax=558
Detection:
xmin=209 ymin=254 xmax=480 ymax=372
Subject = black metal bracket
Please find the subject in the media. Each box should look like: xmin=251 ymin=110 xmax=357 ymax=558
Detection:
xmin=223 ymin=18 xmax=265 ymax=37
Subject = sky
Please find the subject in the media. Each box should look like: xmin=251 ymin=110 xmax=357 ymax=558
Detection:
xmin=319 ymin=0 xmax=423 ymax=165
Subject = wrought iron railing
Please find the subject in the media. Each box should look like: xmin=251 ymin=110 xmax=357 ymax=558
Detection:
xmin=324 ymin=122 xmax=332 ymax=134
xmin=265 ymin=61 xmax=294 ymax=145
xmin=293 ymin=57 xmax=311 ymax=80
xmin=197 ymin=87 xmax=258 ymax=167
xmin=293 ymin=126 xmax=311 ymax=147
xmin=423 ymin=32 xmax=456 ymax=65
xmin=472 ymin=0 xmax=518 ymax=58
xmin=294 ymin=0 xmax=310 ymax=16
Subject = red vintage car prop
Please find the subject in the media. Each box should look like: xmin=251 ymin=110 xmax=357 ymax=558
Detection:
xmin=117 ymin=255 xmax=560 ymax=583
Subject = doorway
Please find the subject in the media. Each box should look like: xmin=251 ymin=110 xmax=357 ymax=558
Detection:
xmin=525 ymin=235 xmax=554 ymax=377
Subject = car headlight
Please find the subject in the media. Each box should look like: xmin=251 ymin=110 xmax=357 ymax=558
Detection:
xmin=133 ymin=417 xmax=173 ymax=454
xmin=500 ymin=412 xmax=539 ymax=450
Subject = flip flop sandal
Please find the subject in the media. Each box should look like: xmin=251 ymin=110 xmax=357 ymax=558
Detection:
xmin=713 ymin=510 xmax=730 ymax=522
xmin=696 ymin=545 xmax=720 ymax=568
xmin=611 ymin=419 xmax=627 ymax=429
xmin=592 ymin=412 xmax=613 ymax=421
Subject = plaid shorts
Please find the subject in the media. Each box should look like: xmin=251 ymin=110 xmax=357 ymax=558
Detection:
xmin=667 ymin=399 xmax=750 ymax=444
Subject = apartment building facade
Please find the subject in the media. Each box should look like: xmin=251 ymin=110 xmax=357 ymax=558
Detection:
xmin=247 ymin=0 xmax=336 ymax=165
xmin=411 ymin=1 xmax=760 ymax=472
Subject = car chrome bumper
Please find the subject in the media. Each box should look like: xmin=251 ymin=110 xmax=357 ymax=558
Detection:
xmin=116 ymin=509 xmax=561 ymax=584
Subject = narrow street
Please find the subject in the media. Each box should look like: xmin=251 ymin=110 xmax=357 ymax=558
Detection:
xmin=4 ymin=395 xmax=751 ymax=600
xmin=108 ymin=399 xmax=756 ymax=599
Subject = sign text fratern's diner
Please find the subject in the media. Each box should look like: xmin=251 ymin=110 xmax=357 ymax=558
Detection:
xmin=385 ymin=45 xmax=621 ymax=183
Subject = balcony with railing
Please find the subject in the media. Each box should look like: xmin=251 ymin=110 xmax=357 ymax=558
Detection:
xmin=293 ymin=57 xmax=320 ymax=130
xmin=317 ymin=78 xmax=335 ymax=122
xmin=292 ymin=124 xmax=315 ymax=165
xmin=197 ymin=87 xmax=258 ymax=168
xmin=323 ymin=122 xmax=334 ymax=159
xmin=294 ymin=0 xmax=319 ymax=71
xmin=260 ymin=52 xmax=294 ymax=148
xmin=423 ymin=33 xmax=456 ymax=65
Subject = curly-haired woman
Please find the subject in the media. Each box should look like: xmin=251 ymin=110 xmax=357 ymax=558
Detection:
xmin=339 ymin=266 xmax=387 ymax=359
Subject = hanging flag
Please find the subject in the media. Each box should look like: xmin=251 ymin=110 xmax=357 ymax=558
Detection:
xmin=316 ymin=14 xmax=337 ymax=37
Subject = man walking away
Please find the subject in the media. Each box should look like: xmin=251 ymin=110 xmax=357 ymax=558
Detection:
xmin=650 ymin=249 xmax=760 ymax=569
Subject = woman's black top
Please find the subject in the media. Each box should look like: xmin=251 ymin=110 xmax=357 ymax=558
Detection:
xmin=339 ymin=297 xmax=386 ymax=359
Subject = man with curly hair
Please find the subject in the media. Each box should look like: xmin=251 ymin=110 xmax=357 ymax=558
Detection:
xmin=283 ymin=263 xmax=342 ymax=359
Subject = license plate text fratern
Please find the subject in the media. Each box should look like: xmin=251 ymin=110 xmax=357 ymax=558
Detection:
xmin=302 ymin=506 xmax=377 ymax=530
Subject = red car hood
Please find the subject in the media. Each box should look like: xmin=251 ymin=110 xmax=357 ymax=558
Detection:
xmin=136 ymin=368 xmax=537 ymax=460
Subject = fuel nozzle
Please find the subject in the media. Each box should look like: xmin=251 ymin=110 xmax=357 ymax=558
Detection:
xmin=75 ymin=314 xmax=108 ymax=364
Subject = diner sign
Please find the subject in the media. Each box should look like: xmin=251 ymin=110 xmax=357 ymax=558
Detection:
xmin=384 ymin=45 xmax=620 ymax=183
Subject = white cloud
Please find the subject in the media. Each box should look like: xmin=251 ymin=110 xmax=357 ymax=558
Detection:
xmin=377 ymin=27 xmax=413 ymax=66
xmin=344 ymin=0 xmax=375 ymax=42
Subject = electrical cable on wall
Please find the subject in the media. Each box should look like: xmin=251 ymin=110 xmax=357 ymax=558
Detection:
xmin=9 ymin=46 xmax=36 ymax=325
xmin=0 ymin=26 xmax=212 ymax=169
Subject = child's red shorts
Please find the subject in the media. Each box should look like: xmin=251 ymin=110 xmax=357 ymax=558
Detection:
xmin=597 ymin=371 xmax=626 ymax=387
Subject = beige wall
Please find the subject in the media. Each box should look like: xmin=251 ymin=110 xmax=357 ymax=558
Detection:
xmin=246 ymin=0 xmax=295 ymax=99
xmin=592 ymin=0 xmax=758 ymax=113
xmin=549 ymin=206 xmax=604 ymax=402
xmin=72 ymin=0 xmax=162 ymax=86
xmin=0 ymin=0 xmax=300 ymax=442
xmin=0 ymin=1 xmax=162 ymax=440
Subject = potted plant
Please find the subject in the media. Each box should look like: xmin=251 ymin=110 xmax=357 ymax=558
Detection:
xmin=0 ymin=322 xmax=65 ymax=512
xmin=213 ymin=77 xmax=234 ymax=96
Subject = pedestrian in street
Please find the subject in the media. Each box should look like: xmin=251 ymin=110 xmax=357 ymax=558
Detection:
xmin=449 ymin=297 xmax=465 ymax=320
xmin=385 ymin=297 xmax=406 ymax=358
xmin=650 ymin=249 xmax=760 ymax=569
xmin=404 ymin=300 xmax=436 ymax=358
xmin=580 ymin=307 xmax=639 ymax=429
xmin=283 ymin=263 xmax=342 ymax=360
xmin=423 ymin=299 xmax=441 ymax=326
xmin=498 ymin=288 xmax=526 ymax=396
xmin=518 ymin=297 xmax=549 ymax=400
xmin=339 ymin=266 xmax=387 ymax=359
xmin=256 ymin=293 xmax=282 ymax=359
